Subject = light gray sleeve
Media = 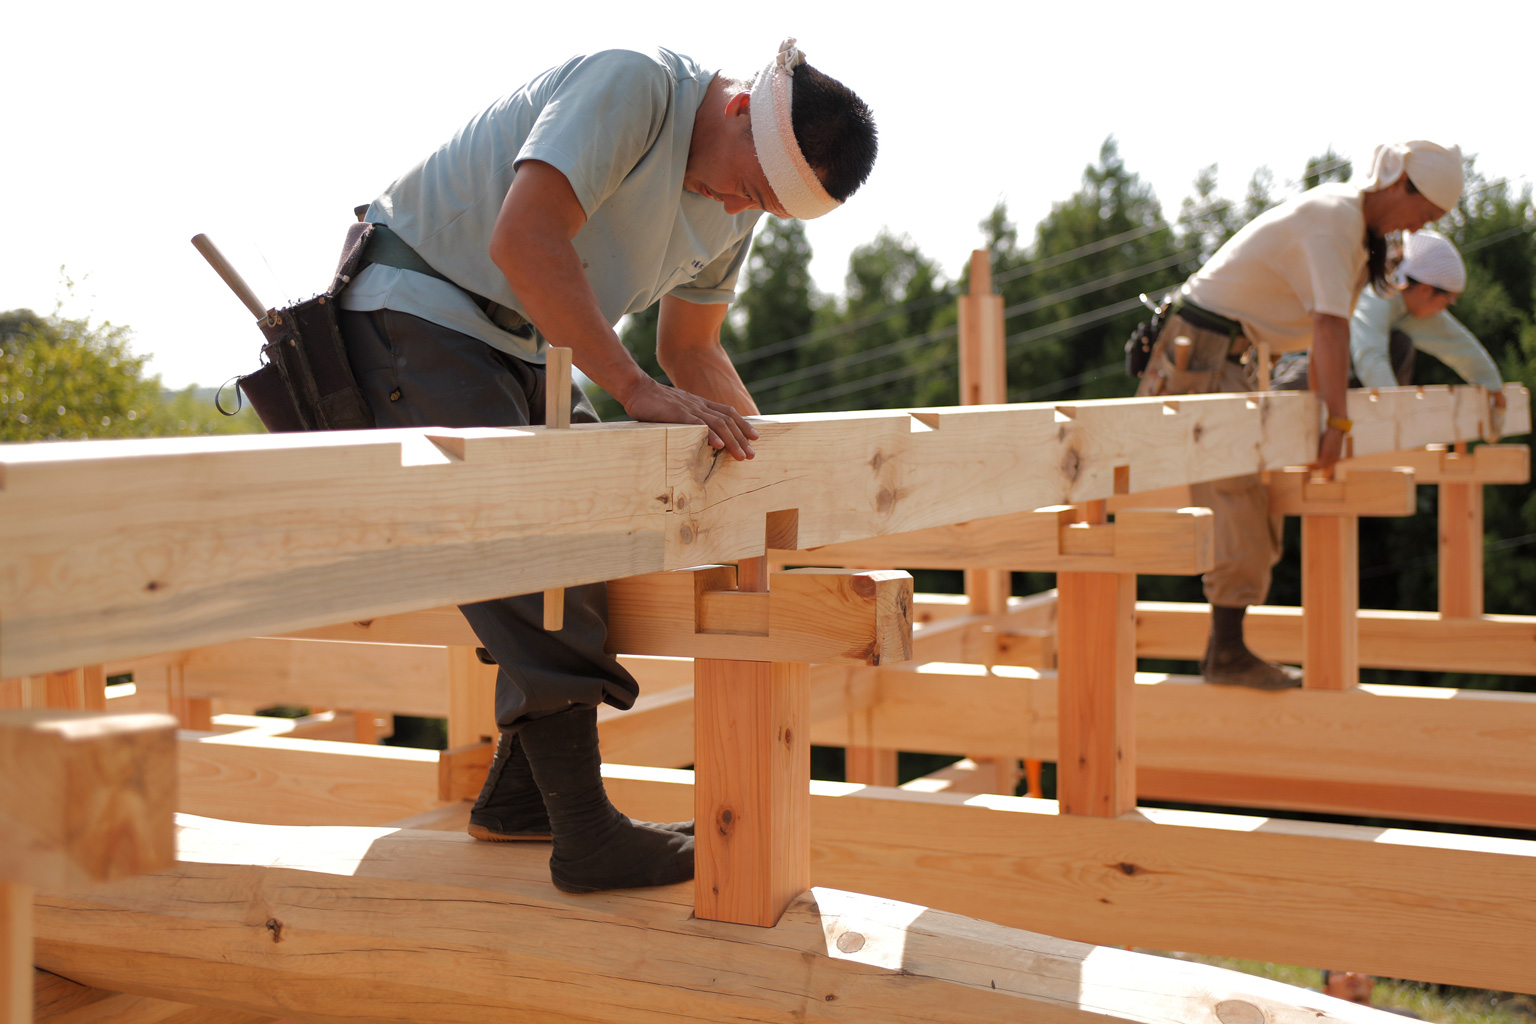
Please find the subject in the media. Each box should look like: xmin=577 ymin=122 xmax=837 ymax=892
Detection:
xmin=669 ymin=228 xmax=756 ymax=305
xmin=1403 ymin=311 xmax=1503 ymax=390
xmin=516 ymin=50 xmax=671 ymax=217
xmin=1349 ymin=291 xmax=1401 ymax=388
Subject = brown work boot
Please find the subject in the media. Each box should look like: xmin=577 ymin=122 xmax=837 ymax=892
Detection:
xmin=1200 ymin=641 xmax=1303 ymax=690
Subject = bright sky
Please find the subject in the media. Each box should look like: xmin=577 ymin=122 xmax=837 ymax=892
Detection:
xmin=5 ymin=1 xmax=1531 ymax=389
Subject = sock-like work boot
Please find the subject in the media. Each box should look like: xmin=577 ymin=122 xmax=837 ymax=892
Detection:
xmin=1200 ymin=605 xmax=1303 ymax=690
xmin=467 ymin=731 xmax=552 ymax=841
xmin=519 ymin=705 xmax=694 ymax=894
xmin=467 ymin=731 xmax=694 ymax=842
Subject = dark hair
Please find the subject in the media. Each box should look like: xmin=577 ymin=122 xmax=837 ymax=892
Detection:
xmin=1366 ymin=230 xmax=1391 ymax=296
xmin=791 ymin=64 xmax=878 ymax=202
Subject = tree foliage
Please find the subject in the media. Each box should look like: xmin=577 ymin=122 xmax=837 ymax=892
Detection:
xmin=1 ymin=307 xmax=262 ymax=441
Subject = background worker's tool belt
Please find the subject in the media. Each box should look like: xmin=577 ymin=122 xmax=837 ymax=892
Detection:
xmin=234 ymin=221 xmax=376 ymax=433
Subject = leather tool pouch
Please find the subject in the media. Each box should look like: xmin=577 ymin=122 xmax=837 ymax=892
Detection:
xmin=232 ymin=222 xmax=376 ymax=432
xmin=1125 ymin=315 xmax=1161 ymax=378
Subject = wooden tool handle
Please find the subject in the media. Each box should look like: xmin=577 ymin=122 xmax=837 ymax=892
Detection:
xmin=191 ymin=233 xmax=268 ymax=321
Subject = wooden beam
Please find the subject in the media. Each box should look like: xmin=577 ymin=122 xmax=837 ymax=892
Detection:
xmin=599 ymin=770 xmax=1536 ymax=994
xmin=1135 ymin=603 xmax=1536 ymax=676
xmin=775 ymin=506 xmax=1214 ymax=574
xmin=1268 ymin=467 xmax=1415 ymax=517
xmin=177 ymin=731 xmax=443 ymax=827
xmin=14 ymin=387 xmax=1521 ymax=676
xmin=33 ymin=813 xmax=1421 ymax=1024
xmin=33 ymin=969 xmax=276 ymax=1023
xmin=807 ymin=666 xmax=1536 ymax=829
xmin=0 ymin=711 xmax=177 ymax=889
xmin=1344 ymin=442 xmax=1529 ymax=483
xmin=606 ymin=567 xmax=913 ymax=665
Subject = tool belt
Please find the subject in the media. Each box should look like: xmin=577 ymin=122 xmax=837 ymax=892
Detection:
xmin=234 ymin=222 xmax=533 ymax=433
xmin=233 ymin=221 xmax=376 ymax=432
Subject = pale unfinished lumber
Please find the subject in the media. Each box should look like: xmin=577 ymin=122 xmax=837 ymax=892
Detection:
xmin=33 ymin=969 xmax=276 ymax=1023
xmin=10 ymin=387 xmax=1523 ymax=676
xmin=775 ymin=506 xmax=1214 ymax=574
xmin=0 ymin=711 xmax=177 ymax=889
xmin=599 ymin=768 xmax=1536 ymax=993
xmin=807 ymin=665 xmax=1536 ymax=828
xmin=606 ymin=567 xmax=913 ymax=665
xmin=32 ymin=814 xmax=1413 ymax=1024
xmin=1267 ymin=466 xmax=1416 ymax=516
xmin=1135 ymin=602 xmax=1536 ymax=676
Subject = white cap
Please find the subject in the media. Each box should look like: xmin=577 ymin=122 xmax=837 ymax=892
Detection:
xmin=1362 ymin=140 xmax=1464 ymax=212
xmin=1397 ymin=230 xmax=1466 ymax=292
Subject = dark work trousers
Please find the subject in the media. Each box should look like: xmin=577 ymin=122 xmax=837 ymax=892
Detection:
xmin=338 ymin=308 xmax=641 ymax=728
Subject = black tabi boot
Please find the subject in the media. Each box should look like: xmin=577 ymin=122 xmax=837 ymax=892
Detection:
xmin=1200 ymin=604 xmax=1303 ymax=690
xmin=468 ymin=731 xmax=551 ymax=841
xmin=518 ymin=705 xmax=694 ymax=894
xmin=468 ymin=730 xmax=695 ymax=843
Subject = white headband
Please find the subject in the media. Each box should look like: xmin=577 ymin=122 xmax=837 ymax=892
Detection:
xmin=749 ymin=38 xmax=842 ymax=220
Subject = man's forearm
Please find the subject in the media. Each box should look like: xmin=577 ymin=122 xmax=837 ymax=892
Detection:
xmin=1309 ymin=314 xmax=1351 ymax=420
xmin=491 ymin=232 xmax=651 ymax=405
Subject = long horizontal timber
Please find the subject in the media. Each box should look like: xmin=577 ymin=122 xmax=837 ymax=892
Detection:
xmin=9 ymin=387 xmax=1521 ymax=677
xmin=32 ymin=814 xmax=1413 ymax=1024
xmin=808 ymin=667 xmax=1536 ymax=829
xmin=599 ymin=769 xmax=1536 ymax=993
xmin=774 ymin=506 xmax=1213 ymax=574
xmin=1136 ymin=602 xmax=1536 ymax=676
xmin=33 ymin=969 xmax=277 ymax=1024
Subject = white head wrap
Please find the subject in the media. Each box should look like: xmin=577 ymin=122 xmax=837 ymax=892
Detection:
xmin=1394 ymin=230 xmax=1467 ymax=292
xmin=1361 ymin=140 xmax=1465 ymax=212
xmin=749 ymin=37 xmax=842 ymax=220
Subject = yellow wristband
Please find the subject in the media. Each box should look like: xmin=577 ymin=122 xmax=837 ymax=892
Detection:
xmin=1326 ymin=416 xmax=1353 ymax=434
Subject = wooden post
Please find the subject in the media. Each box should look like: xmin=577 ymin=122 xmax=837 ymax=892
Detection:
xmin=1439 ymin=445 xmax=1484 ymax=618
xmin=693 ymin=658 xmax=809 ymax=927
xmin=1 ymin=883 xmax=29 ymax=1024
xmin=1056 ymin=571 xmax=1137 ymax=816
xmin=1301 ymin=513 xmax=1360 ymax=690
xmin=958 ymin=249 xmax=1011 ymax=620
xmin=542 ymin=347 xmax=573 ymax=631
xmin=1056 ymin=503 xmax=1137 ymax=817
xmin=954 ymin=249 xmax=1014 ymax=794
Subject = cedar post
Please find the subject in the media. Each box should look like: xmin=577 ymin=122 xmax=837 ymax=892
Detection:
xmin=695 ymin=556 xmax=810 ymax=926
xmin=1439 ymin=444 xmax=1484 ymax=618
xmin=1056 ymin=502 xmax=1138 ymax=816
xmin=1301 ymin=513 xmax=1360 ymax=690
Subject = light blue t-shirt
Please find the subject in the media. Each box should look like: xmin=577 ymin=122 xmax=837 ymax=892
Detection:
xmin=1350 ymin=288 xmax=1501 ymax=390
xmin=340 ymin=48 xmax=761 ymax=363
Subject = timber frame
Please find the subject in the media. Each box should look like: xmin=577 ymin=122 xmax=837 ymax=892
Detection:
xmin=2 ymin=254 xmax=1532 ymax=1023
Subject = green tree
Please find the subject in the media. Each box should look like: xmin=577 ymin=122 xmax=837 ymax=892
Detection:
xmin=993 ymin=138 xmax=1183 ymax=404
xmin=1302 ymin=147 xmax=1352 ymax=190
xmin=1 ymin=307 xmax=262 ymax=440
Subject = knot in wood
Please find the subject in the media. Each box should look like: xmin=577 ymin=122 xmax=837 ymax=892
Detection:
xmin=835 ymin=931 xmax=865 ymax=953
xmin=679 ymin=524 xmax=696 ymax=545
xmin=875 ymin=487 xmax=895 ymax=513
xmin=1214 ymin=1000 xmax=1265 ymax=1024
xmin=1116 ymin=861 xmax=1138 ymax=876
xmin=264 ymin=918 xmax=284 ymax=943
xmin=716 ymin=807 xmax=735 ymax=836
xmin=1060 ymin=448 xmax=1082 ymax=483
